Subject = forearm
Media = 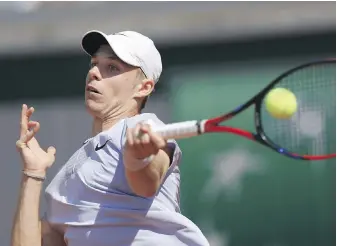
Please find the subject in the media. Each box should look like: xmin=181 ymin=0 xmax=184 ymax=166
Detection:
xmin=14 ymin=104 xmax=61 ymax=245
xmin=125 ymin=148 xmax=171 ymax=197
xmin=11 ymin=175 xmax=43 ymax=246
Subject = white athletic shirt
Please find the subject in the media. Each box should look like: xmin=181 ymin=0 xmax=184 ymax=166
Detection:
xmin=45 ymin=113 xmax=209 ymax=246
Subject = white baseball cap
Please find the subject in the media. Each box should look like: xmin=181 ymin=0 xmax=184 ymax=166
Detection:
xmin=81 ymin=30 xmax=162 ymax=83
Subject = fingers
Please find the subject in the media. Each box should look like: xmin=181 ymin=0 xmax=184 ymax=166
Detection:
xmin=47 ymin=146 xmax=56 ymax=165
xmin=47 ymin=146 xmax=56 ymax=156
xmin=20 ymin=104 xmax=28 ymax=138
xmin=142 ymin=124 xmax=166 ymax=149
xmin=23 ymin=121 xmax=40 ymax=143
xmin=17 ymin=120 xmax=41 ymax=151
xmin=20 ymin=104 xmax=35 ymax=139
xmin=16 ymin=139 xmax=28 ymax=150
xmin=133 ymin=124 xmax=142 ymax=145
xmin=125 ymin=122 xmax=166 ymax=159
xmin=16 ymin=116 xmax=39 ymax=151
xmin=126 ymin=127 xmax=134 ymax=147
xmin=140 ymin=129 xmax=151 ymax=145
xmin=27 ymin=120 xmax=39 ymax=128
xmin=19 ymin=104 xmax=39 ymax=144
xmin=138 ymin=126 xmax=157 ymax=154
xmin=27 ymin=106 xmax=35 ymax=118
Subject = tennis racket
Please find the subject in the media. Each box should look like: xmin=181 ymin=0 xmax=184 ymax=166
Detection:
xmin=151 ymin=59 xmax=336 ymax=161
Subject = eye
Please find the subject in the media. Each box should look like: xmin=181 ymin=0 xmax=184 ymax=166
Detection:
xmin=89 ymin=62 xmax=97 ymax=69
xmin=108 ymin=65 xmax=119 ymax=72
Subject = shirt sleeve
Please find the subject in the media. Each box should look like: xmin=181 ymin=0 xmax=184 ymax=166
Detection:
xmin=166 ymin=139 xmax=182 ymax=169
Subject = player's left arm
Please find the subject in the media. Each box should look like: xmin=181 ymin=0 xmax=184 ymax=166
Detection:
xmin=123 ymin=122 xmax=174 ymax=198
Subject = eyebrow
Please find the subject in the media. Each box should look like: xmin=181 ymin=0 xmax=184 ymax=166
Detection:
xmin=91 ymin=55 xmax=118 ymax=60
xmin=90 ymin=55 xmax=129 ymax=68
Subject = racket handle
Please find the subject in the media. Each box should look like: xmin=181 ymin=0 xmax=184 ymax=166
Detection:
xmin=149 ymin=120 xmax=202 ymax=140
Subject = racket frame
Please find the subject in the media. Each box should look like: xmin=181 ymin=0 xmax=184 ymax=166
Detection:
xmin=152 ymin=58 xmax=336 ymax=161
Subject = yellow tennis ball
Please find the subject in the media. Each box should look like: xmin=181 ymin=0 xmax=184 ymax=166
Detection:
xmin=265 ymin=88 xmax=297 ymax=119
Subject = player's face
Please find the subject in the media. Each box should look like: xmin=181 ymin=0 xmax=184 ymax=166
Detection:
xmin=85 ymin=45 xmax=141 ymax=118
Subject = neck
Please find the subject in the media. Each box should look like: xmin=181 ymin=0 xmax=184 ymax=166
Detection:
xmin=91 ymin=108 xmax=139 ymax=136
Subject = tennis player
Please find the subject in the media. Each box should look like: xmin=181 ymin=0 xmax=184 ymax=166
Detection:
xmin=11 ymin=30 xmax=209 ymax=246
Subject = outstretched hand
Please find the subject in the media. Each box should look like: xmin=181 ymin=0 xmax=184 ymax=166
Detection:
xmin=16 ymin=104 xmax=56 ymax=177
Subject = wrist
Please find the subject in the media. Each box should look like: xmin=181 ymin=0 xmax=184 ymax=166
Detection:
xmin=21 ymin=175 xmax=45 ymax=185
xmin=123 ymin=152 xmax=155 ymax=172
xmin=22 ymin=169 xmax=46 ymax=181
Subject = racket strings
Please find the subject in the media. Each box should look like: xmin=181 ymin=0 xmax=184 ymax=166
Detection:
xmin=260 ymin=62 xmax=336 ymax=156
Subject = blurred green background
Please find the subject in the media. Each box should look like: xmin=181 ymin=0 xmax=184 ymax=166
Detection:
xmin=1 ymin=2 xmax=335 ymax=246
xmin=169 ymin=56 xmax=335 ymax=246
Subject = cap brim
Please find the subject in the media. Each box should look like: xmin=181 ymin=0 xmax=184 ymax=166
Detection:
xmin=81 ymin=30 xmax=109 ymax=56
xmin=81 ymin=30 xmax=140 ymax=69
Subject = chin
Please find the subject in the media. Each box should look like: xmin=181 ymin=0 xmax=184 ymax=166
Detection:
xmin=85 ymin=99 xmax=103 ymax=118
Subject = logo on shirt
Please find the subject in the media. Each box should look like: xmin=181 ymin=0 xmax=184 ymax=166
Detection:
xmin=95 ymin=140 xmax=110 ymax=151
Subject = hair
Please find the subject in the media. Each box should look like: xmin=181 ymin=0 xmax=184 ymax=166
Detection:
xmin=140 ymin=97 xmax=148 ymax=111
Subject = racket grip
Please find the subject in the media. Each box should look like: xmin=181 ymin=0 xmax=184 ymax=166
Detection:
xmin=150 ymin=120 xmax=201 ymax=140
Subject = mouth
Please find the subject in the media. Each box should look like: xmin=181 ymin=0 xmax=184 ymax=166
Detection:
xmin=86 ymin=85 xmax=100 ymax=94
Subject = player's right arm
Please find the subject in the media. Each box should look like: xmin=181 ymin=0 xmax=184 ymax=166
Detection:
xmin=11 ymin=104 xmax=64 ymax=246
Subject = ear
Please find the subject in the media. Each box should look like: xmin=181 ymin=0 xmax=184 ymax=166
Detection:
xmin=134 ymin=79 xmax=155 ymax=98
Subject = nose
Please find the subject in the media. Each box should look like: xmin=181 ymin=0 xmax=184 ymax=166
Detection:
xmin=87 ymin=66 xmax=102 ymax=83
